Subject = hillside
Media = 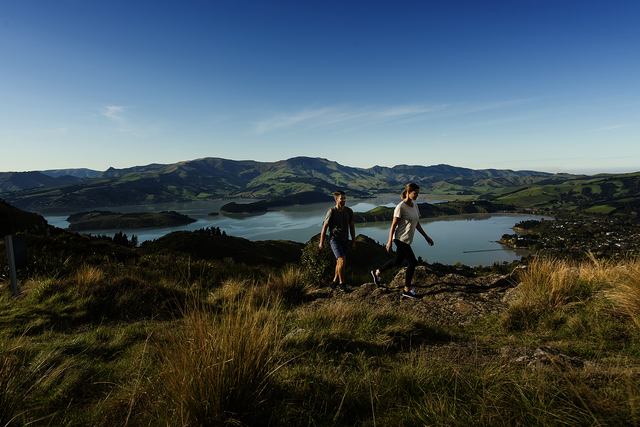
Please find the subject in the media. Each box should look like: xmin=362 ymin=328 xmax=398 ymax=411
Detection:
xmin=1 ymin=156 xmax=555 ymax=212
xmin=0 ymin=171 xmax=83 ymax=193
xmin=2 ymin=207 xmax=639 ymax=425
xmin=487 ymin=171 xmax=640 ymax=215
xmin=40 ymin=168 xmax=102 ymax=178
xmin=0 ymin=198 xmax=57 ymax=238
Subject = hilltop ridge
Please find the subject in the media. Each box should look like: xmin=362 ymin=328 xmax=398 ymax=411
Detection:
xmin=0 ymin=156 xmax=556 ymax=211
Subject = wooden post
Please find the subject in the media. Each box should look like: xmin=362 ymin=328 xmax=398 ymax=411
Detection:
xmin=5 ymin=235 xmax=27 ymax=296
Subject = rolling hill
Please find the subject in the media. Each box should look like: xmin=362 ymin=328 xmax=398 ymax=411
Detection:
xmin=1 ymin=156 xmax=557 ymax=212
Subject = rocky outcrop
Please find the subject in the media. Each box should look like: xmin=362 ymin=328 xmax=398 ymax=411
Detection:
xmin=305 ymin=265 xmax=596 ymax=371
xmin=308 ymin=266 xmax=522 ymax=327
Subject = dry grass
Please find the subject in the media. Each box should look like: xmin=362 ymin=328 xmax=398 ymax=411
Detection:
xmin=606 ymin=257 xmax=640 ymax=329
xmin=515 ymin=256 xmax=608 ymax=309
xmin=155 ymin=295 xmax=285 ymax=426
xmin=208 ymin=266 xmax=313 ymax=308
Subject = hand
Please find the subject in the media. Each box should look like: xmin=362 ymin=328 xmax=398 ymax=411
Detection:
xmin=426 ymin=236 xmax=434 ymax=246
xmin=351 ymin=241 xmax=356 ymax=250
xmin=319 ymin=242 xmax=324 ymax=250
xmin=386 ymin=241 xmax=392 ymax=252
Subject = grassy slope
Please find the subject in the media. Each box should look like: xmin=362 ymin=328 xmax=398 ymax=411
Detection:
xmin=3 ymin=157 xmax=569 ymax=211
xmin=492 ymin=172 xmax=640 ymax=214
xmin=1 ymin=232 xmax=639 ymax=426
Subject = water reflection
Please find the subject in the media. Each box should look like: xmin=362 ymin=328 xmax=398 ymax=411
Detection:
xmin=43 ymin=197 xmax=548 ymax=266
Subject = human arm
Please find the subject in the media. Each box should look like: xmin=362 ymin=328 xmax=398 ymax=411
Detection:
xmin=416 ymin=222 xmax=434 ymax=246
xmin=350 ymin=221 xmax=356 ymax=250
xmin=319 ymin=222 xmax=329 ymax=249
xmin=386 ymin=217 xmax=400 ymax=252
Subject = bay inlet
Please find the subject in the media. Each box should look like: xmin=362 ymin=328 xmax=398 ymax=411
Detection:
xmin=43 ymin=197 xmax=548 ymax=267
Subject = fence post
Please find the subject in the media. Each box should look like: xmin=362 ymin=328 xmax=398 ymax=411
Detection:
xmin=5 ymin=235 xmax=27 ymax=296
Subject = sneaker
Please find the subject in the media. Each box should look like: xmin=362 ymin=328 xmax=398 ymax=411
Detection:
xmin=330 ymin=281 xmax=337 ymax=290
xmin=370 ymin=270 xmax=381 ymax=287
xmin=338 ymin=283 xmax=348 ymax=292
xmin=402 ymin=289 xmax=419 ymax=299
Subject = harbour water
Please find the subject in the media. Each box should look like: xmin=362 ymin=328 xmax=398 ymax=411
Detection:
xmin=43 ymin=197 xmax=548 ymax=266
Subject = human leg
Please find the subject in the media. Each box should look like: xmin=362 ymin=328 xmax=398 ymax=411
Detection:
xmin=393 ymin=241 xmax=420 ymax=298
xmin=329 ymin=239 xmax=349 ymax=287
xmin=375 ymin=243 xmax=406 ymax=285
xmin=335 ymin=255 xmax=346 ymax=283
xmin=393 ymin=240 xmax=417 ymax=289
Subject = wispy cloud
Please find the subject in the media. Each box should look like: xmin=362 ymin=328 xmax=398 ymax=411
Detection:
xmin=99 ymin=105 xmax=147 ymax=136
xmin=101 ymin=105 xmax=127 ymax=122
xmin=253 ymin=104 xmax=447 ymax=134
xmin=592 ymin=124 xmax=634 ymax=131
xmin=253 ymin=99 xmax=536 ymax=135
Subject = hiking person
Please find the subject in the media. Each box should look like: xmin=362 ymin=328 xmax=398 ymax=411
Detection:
xmin=370 ymin=183 xmax=434 ymax=299
xmin=319 ymin=191 xmax=356 ymax=291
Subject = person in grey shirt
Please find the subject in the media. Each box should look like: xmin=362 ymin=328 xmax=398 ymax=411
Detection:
xmin=319 ymin=191 xmax=356 ymax=291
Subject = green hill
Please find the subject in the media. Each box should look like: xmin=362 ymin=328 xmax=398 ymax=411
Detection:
xmin=488 ymin=172 xmax=640 ymax=215
xmin=2 ymin=156 xmax=556 ymax=212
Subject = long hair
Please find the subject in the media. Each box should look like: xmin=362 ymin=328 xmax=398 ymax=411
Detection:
xmin=401 ymin=183 xmax=420 ymax=199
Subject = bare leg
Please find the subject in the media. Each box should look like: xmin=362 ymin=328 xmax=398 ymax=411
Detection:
xmin=336 ymin=256 xmax=346 ymax=283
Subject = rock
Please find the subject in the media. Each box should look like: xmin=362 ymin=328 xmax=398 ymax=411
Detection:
xmin=502 ymin=283 xmax=524 ymax=304
xmin=501 ymin=346 xmax=596 ymax=371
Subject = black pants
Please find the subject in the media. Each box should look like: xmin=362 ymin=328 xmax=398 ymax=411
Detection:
xmin=379 ymin=239 xmax=417 ymax=288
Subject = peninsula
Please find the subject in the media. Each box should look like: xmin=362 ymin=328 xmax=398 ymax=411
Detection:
xmin=66 ymin=210 xmax=197 ymax=231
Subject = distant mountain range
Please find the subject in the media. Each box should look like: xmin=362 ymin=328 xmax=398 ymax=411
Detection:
xmin=0 ymin=156 xmax=566 ymax=212
xmin=40 ymin=168 xmax=103 ymax=178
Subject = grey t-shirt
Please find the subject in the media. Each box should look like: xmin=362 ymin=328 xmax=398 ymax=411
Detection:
xmin=324 ymin=207 xmax=354 ymax=242
xmin=393 ymin=201 xmax=420 ymax=244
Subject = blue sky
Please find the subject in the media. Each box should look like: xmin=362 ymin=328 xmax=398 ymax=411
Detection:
xmin=1 ymin=0 xmax=638 ymax=174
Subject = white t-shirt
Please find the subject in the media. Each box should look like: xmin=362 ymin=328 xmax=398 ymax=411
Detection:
xmin=393 ymin=201 xmax=420 ymax=244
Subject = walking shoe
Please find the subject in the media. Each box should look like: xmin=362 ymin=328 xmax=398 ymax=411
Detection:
xmin=370 ymin=270 xmax=381 ymax=287
xmin=338 ymin=283 xmax=348 ymax=292
xmin=330 ymin=281 xmax=337 ymax=290
xmin=402 ymin=289 xmax=419 ymax=299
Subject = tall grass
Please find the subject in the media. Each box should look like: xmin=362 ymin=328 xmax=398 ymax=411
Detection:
xmin=606 ymin=257 xmax=640 ymax=329
xmin=208 ymin=265 xmax=313 ymax=308
xmin=0 ymin=334 xmax=60 ymax=426
xmin=4 ymin=237 xmax=640 ymax=426
xmin=155 ymin=294 xmax=285 ymax=426
xmin=500 ymin=256 xmax=612 ymax=332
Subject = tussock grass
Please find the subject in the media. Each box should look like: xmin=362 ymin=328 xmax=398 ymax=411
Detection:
xmin=3 ymin=235 xmax=640 ymax=426
xmin=209 ymin=266 xmax=313 ymax=308
xmin=0 ymin=335 xmax=38 ymax=426
xmin=606 ymin=257 xmax=640 ymax=329
xmin=0 ymin=334 xmax=70 ymax=426
xmin=155 ymin=296 xmax=285 ymax=426
xmin=500 ymin=256 xmax=613 ymax=332
xmin=262 ymin=264 xmax=313 ymax=305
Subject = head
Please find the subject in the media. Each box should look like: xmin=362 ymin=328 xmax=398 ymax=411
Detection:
xmin=401 ymin=183 xmax=420 ymax=200
xmin=334 ymin=191 xmax=346 ymax=206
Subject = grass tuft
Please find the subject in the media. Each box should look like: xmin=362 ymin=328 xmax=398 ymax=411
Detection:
xmin=155 ymin=296 xmax=285 ymax=426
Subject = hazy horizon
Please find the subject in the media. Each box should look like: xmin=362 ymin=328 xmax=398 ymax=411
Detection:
xmin=2 ymin=155 xmax=639 ymax=177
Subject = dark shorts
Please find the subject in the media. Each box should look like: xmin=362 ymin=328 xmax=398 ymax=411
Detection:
xmin=329 ymin=238 xmax=348 ymax=259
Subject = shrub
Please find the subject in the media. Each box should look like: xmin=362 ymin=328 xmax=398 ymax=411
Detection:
xmin=300 ymin=235 xmax=335 ymax=287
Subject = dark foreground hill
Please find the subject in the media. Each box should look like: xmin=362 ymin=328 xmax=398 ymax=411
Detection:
xmin=0 ymin=198 xmax=57 ymax=238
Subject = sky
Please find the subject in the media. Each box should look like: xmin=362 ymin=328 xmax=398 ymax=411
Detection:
xmin=1 ymin=0 xmax=638 ymax=175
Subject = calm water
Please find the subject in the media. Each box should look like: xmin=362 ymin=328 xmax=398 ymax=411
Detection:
xmin=43 ymin=197 xmax=548 ymax=266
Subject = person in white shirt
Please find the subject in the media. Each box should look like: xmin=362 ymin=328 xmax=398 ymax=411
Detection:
xmin=370 ymin=183 xmax=434 ymax=299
